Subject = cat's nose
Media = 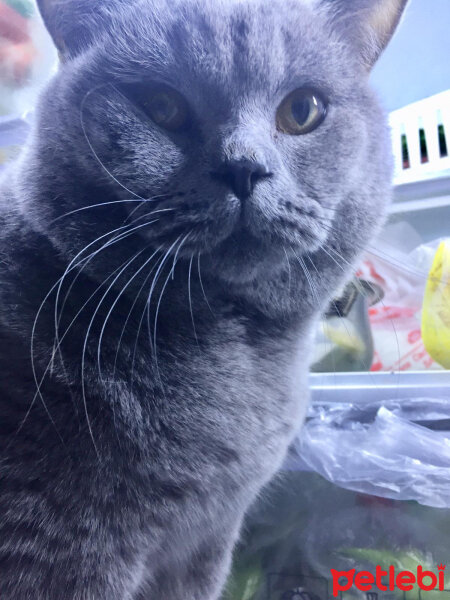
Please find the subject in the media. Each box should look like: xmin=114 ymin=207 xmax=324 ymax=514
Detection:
xmin=211 ymin=159 xmax=272 ymax=201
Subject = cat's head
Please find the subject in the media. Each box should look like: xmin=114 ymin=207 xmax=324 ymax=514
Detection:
xmin=30 ymin=0 xmax=407 ymax=306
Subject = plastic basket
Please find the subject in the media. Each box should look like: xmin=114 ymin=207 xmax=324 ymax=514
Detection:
xmin=389 ymin=90 xmax=450 ymax=186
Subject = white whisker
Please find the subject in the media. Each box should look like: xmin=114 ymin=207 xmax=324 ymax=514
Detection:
xmin=126 ymin=207 xmax=174 ymax=228
xmin=197 ymin=254 xmax=214 ymax=315
xmin=53 ymin=218 xmax=163 ymax=378
xmin=188 ymin=253 xmax=200 ymax=349
xmin=129 ymin=253 xmax=165 ymax=390
xmin=97 ymin=246 xmax=162 ymax=383
xmin=123 ymin=192 xmax=173 ymax=223
xmin=111 ymin=247 xmax=163 ymax=383
xmin=283 ymin=247 xmax=292 ymax=294
xmin=152 ymin=234 xmax=191 ymax=387
xmin=80 ymin=84 xmax=144 ymax=200
xmin=51 ymin=198 xmax=153 ymax=224
xmin=295 ymin=253 xmax=320 ymax=307
xmin=26 ymin=222 xmax=149 ymax=447
xmin=146 ymin=236 xmax=183 ymax=386
xmin=81 ymin=248 xmax=148 ymax=459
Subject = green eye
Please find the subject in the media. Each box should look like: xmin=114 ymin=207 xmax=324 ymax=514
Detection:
xmin=123 ymin=83 xmax=190 ymax=132
xmin=276 ymin=88 xmax=327 ymax=135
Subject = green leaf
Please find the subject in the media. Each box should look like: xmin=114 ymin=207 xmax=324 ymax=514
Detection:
xmin=224 ymin=563 xmax=264 ymax=600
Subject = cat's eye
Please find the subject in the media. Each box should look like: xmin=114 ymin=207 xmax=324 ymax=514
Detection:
xmin=276 ymin=89 xmax=327 ymax=135
xmin=122 ymin=83 xmax=190 ymax=132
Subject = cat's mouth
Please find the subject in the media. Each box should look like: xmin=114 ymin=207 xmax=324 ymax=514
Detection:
xmin=195 ymin=211 xmax=331 ymax=285
xmin=137 ymin=188 xmax=333 ymax=280
xmin=216 ymin=199 xmax=331 ymax=256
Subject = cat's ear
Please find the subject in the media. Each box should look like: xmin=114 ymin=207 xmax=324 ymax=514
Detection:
xmin=36 ymin=0 xmax=118 ymax=59
xmin=323 ymin=0 xmax=409 ymax=69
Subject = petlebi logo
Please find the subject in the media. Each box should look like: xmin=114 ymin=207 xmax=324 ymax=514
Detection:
xmin=330 ymin=564 xmax=447 ymax=597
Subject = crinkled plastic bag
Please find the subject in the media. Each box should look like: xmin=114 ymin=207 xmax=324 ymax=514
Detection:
xmin=358 ymin=224 xmax=445 ymax=372
xmin=289 ymin=398 xmax=450 ymax=508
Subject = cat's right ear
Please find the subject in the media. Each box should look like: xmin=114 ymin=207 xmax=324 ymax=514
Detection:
xmin=321 ymin=0 xmax=410 ymax=69
xmin=36 ymin=0 xmax=115 ymax=59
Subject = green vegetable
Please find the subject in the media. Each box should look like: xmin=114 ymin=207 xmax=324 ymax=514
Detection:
xmin=224 ymin=561 xmax=264 ymax=600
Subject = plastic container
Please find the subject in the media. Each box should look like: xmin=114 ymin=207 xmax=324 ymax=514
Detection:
xmin=387 ymin=91 xmax=450 ymax=243
xmin=389 ymin=90 xmax=450 ymax=187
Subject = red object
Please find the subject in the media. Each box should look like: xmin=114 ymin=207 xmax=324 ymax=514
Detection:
xmin=0 ymin=40 xmax=35 ymax=83
xmin=331 ymin=565 xmax=446 ymax=597
xmin=0 ymin=1 xmax=30 ymax=43
xmin=0 ymin=1 xmax=34 ymax=84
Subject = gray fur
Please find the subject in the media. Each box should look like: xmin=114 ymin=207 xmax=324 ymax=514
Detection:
xmin=0 ymin=0 xmax=406 ymax=597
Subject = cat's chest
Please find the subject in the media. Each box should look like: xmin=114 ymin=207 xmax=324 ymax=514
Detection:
xmin=128 ymin=312 xmax=310 ymax=427
xmin=105 ymin=325 xmax=312 ymax=550
xmin=115 ymin=315 xmax=312 ymax=482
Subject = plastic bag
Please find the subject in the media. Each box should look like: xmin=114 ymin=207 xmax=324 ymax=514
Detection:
xmin=358 ymin=223 xmax=444 ymax=372
xmin=288 ymin=398 xmax=450 ymax=508
xmin=312 ymin=224 xmax=449 ymax=373
xmin=228 ymin=470 xmax=450 ymax=600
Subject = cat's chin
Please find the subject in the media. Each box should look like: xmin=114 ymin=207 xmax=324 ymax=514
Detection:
xmin=203 ymin=230 xmax=286 ymax=285
xmin=200 ymin=224 xmax=325 ymax=286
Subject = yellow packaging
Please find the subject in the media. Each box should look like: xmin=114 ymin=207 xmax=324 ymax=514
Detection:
xmin=422 ymin=241 xmax=450 ymax=369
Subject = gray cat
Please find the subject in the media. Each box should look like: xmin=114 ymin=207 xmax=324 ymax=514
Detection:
xmin=0 ymin=0 xmax=407 ymax=598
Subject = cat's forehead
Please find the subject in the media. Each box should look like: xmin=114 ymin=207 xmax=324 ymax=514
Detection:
xmin=107 ymin=0 xmax=351 ymax=100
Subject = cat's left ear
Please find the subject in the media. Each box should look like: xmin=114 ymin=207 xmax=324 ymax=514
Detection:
xmin=36 ymin=0 xmax=121 ymax=59
xmin=323 ymin=0 xmax=410 ymax=69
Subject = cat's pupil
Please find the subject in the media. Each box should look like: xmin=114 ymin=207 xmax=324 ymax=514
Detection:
xmin=149 ymin=93 xmax=177 ymax=124
xmin=291 ymin=98 xmax=311 ymax=125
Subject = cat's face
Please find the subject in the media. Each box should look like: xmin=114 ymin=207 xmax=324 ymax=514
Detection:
xmin=33 ymin=0 xmax=407 ymax=290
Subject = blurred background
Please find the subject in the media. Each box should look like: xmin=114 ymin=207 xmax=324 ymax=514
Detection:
xmin=0 ymin=0 xmax=54 ymax=117
xmin=372 ymin=0 xmax=450 ymax=110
